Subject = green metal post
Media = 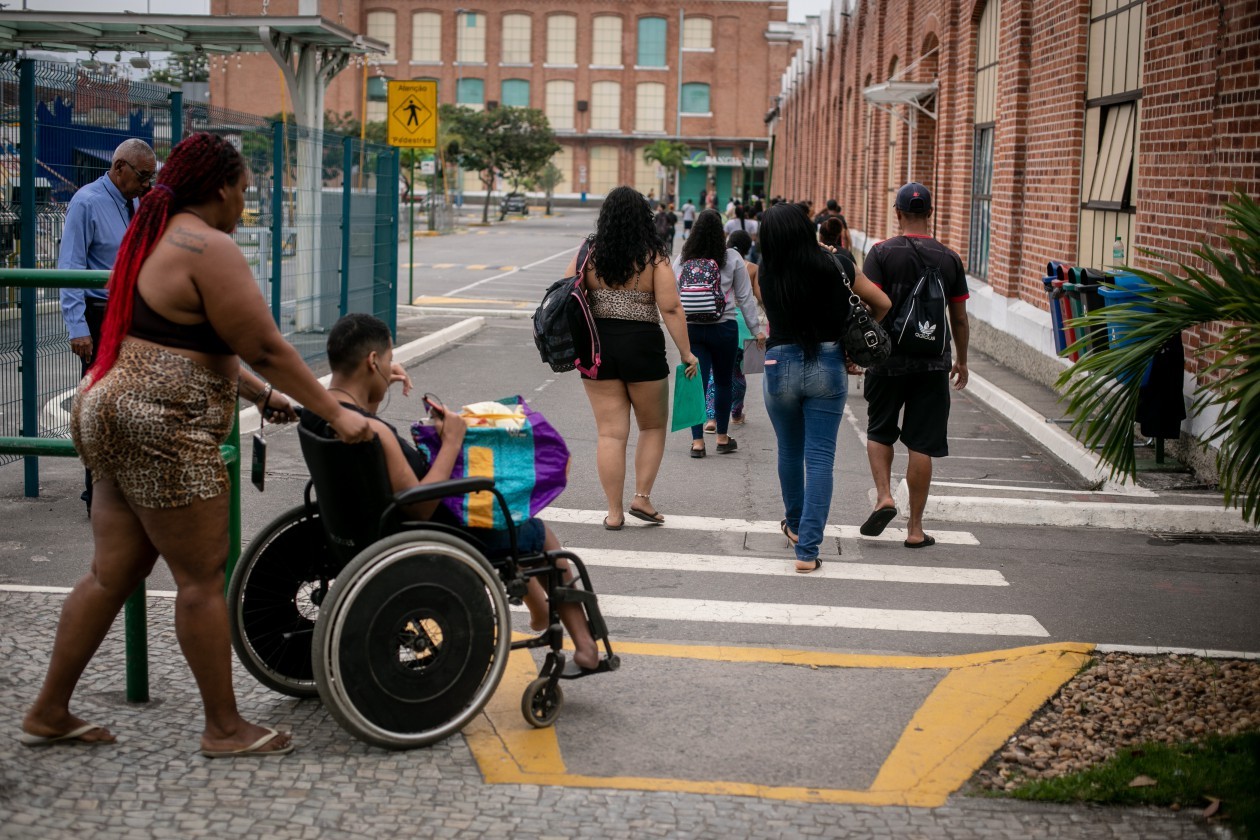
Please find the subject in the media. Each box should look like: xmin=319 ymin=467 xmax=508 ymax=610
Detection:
xmin=271 ymin=121 xmax=284 ymax=326
xmin=19 ymin=59 xmax=38 ymax=498
xmin=169 ymin=90 xmax=183 ymax=146
xmin=123 ymin=586 xmax=149 ymax=702
xmin=409 ymin=153 xmax=415 ymax=306
xmin=340 ymin=136 xmax=352 ymax=317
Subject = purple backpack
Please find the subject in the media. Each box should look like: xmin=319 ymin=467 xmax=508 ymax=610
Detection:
xmin=677 ymin=258 xmax=725 ymax=323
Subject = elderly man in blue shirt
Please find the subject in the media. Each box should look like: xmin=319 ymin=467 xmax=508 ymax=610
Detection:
xmin=58 ymin=137 xmax=156 ymax=512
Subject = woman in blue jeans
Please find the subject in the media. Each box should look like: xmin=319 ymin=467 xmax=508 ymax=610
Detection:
xmin=758 ymin=204 xmax=890 ymax=572
xmin=673 ymin=209 xmax=764 ymax=457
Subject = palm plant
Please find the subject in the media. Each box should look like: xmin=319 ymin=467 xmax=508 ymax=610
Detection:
xmin=1058 ymin=192 xmax=1260 ymax=525
xmin=642 ymin=139 xmax=688 ymax=200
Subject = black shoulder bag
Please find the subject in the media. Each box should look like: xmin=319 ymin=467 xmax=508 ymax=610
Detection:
xmin=836 ymin=255 xmax=891 ymax=368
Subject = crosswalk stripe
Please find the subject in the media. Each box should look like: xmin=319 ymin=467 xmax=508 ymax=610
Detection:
xmin=545 ymin=508 xmax=980 ymax=545
xmin=571 ymin=547 xmax=1008 ymax=586
xmin=514 ymin=595 xmax=1048 ymax=637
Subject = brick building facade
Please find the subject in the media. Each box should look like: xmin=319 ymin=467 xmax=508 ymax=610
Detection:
xmin=209 ymin=0 xmax=795 ymax=203
xmin=769 ymin=0 xmax=1260 ymax=449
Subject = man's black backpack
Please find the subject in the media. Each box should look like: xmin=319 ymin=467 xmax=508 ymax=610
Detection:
xmin=533 ymin=240 xmax=601 ymax=376
xmin=889 ymin=237 xmax=950 ymax=356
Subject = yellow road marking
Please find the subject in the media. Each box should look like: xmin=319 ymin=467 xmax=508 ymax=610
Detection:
xmin=431 ymin=262 xmax=458 ymax=269
xmin=464 ymin=640 xmax=1093 ymax=806
xmin=466 ymin=264 xmax=489 ymax=270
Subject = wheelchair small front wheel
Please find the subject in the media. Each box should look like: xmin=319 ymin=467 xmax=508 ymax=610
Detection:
xmin=521 ymin=677 xmax=564 ymax=728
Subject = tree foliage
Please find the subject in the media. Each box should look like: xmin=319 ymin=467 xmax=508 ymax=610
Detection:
xmin=642 ymin=139 xmax=689 ymax=198
xmin=147 ymin=53 xmax=209 ymax=87
xmin=439 ymin=104 xmax=559 ymax=223
xmin=1058 ymin=192 xmax=1260 ymax=524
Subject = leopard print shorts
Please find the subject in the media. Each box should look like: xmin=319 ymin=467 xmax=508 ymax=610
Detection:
xmin=71 ymin=341 xmax=237 ymax=509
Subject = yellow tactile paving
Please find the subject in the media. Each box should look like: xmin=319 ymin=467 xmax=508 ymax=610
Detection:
xmin=464 ymin=640 xmax=1093 ymax=806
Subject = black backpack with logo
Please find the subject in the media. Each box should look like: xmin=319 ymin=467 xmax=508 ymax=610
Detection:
xmin=889 ymin=237 xmax=950 ymax=356
xmin=533 ymin=239 xmax=600 ymax=375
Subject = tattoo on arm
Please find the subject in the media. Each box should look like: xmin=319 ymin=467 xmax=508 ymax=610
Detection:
xmin=168 ymin=227 xmax=207 ymax=255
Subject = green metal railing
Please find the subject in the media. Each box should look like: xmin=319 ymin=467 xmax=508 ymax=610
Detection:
xmin=0 ymin=267 xmax=241 ymax=703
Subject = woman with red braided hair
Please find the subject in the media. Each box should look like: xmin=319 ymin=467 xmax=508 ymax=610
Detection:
xmin=21 ymin=133 xmax=372 ymax=757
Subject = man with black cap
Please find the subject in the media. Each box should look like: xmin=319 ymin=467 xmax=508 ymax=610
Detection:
xmin=858 ymin=182 xmax=969 ymax=548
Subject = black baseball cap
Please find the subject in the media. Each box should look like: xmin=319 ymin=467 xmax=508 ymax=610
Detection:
xmin=895 ymin=182 xmax=932 ymax=214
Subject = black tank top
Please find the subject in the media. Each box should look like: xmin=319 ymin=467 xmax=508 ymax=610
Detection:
xmin=130 ymin=289 xmax=234 ymax=355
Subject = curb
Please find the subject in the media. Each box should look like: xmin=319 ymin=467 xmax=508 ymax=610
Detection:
xmin=965 ymin=372 xmax=1150 ymax=497
xmin=239 ymin=316 xmax=485 ymax=434
xmin=407 ymin=306 xmax=534 ymax=320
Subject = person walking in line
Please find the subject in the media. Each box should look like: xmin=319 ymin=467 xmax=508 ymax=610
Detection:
xmin=22 ymin=133 xmax=373 ymax=755
xmin=702 ymin=229 xmax=762 ymax=432
xmin=681 ymin=198 xmax=697 ymax=239
xmin=673 ymin=209 xmax=764 ymax=458
xmin=723 ymin=204 xmax=760 ymax=245
xmin=860 ymin=183 xmax=970 ymax=549
xmin=570 ymin=186 xmax=698 ymax=530
xmin=759 ymin=203 xmax=890 ymax=572
xmin=58 ymin=138 xmax=157 ymax=515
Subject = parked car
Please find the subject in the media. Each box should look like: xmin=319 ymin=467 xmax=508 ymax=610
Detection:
xmin=499 ymin=192 xmax=528 ymax=219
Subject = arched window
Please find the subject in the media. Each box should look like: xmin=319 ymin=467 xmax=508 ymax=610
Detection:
xmin=637 ymin=17 xmax=667 ymax=67
xmin=411 ymin=12 xmax=441 ymax=62
xmin=635 ymin=82 xmax=665 ymax=132
xmin=970 ymin=1 xmax=999 ymax=279
xmin=680 ymin=82 xmax=710 ymax=115
xmin=590 ymin=81 xmax=621 ymax=131
xmin=547 ymin=14 xmax=577 ymax=65
xmin=682 ymin=17 xmax=712 ymax=50
xmin=501 ymin=13 xmax=532 ymax=64
xmin=366 ymin=11 xmax=396 ymax=62
xmin=501 ymin=79 xmax=530 ymax=108
xmin=456 ymin=11 xmax=485 ymax=64
xmin=456 ymin=78 xmax=484 ymax=111
xmin=588 ymin=146 xmax=620 ymax=194
xmin=551 ymin=145 xmax=573 ymax=194
xmin=545 ymin=79 xmax=575 ymax=130
xmin=591 ymin=16 xmax=623 ymax=66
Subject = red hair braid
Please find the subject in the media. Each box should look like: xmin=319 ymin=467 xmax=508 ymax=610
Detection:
xmin=87 ymin=132 xmax=246 ymax=385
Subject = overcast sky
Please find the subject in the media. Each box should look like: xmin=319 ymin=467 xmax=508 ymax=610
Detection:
xmin=20 ymin=0 xmax=833 ymax=23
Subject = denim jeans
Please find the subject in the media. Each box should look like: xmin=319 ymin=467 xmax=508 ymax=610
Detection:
xmin=688 ymin=319 xmax=739 ymax=439
xmin=762 ymin=342 xmax=848 ymax=561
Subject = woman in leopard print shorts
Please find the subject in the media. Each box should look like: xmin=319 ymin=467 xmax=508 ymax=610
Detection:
xmin=22 ymin=134 xmax=372 ymax=758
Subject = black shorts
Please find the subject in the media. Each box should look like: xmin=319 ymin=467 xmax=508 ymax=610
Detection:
xmin=683 ymin=220 xmax=694 ymax=231
xmin=581 ymin=319 xmax=669 ymax=383
xmin=863 ymin=370 xmax=951 ymax=457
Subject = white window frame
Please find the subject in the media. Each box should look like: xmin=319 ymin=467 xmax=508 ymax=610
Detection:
xmin=545 ymin=79 xmax=575 ymax=132
xmin=410 ymin=11 xmax=441 ymax=64
xmin=589 ymin=81 xmax=621 ymax=132
xmin=456 ymin=11 xmax=486 ymax=65
xmin=682 ymin=17 xmax=713 ymax=51
xmin=546 ymin=14 xmax=577 ymax=67
xmin=366 ymin=10 xmax=396 ymax=63
xmin=591 ymin=15 xmax=623 ymax=68
xmin=634 ymin=81 xmax=666 ymax=133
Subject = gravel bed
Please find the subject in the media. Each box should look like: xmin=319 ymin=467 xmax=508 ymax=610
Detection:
xmin=977 ymin=652 xmax=1260 ymax=791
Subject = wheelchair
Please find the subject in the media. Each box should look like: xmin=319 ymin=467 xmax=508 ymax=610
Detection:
xmin=228 ymin=423 xmax=618 ymax=750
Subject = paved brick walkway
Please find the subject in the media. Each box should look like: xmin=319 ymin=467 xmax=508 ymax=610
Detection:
xmin=1 ymin=593 xmax=1213 ymax=839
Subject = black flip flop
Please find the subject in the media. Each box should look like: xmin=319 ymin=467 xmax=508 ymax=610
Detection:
xmin=904 ymin=535 xmax=936 ymax=549
xmin=795 ymin=558 xmax=823 ymax=574
xmin=859 ymin=506 xmax=898 ymax=536
xmin=628 ymin=508 xmax=665 ymax=525
xmin=603 ymin=516 xmax=624 ymax=531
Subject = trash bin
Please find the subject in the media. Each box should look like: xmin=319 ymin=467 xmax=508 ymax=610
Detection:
xmin=1098 ymin=271 xmax=1155 ymax=385
xmin=1066 ymin=267 xmax=1109 ymax=357
xmin=1044 ymin=260 xmax=1076 ymax=359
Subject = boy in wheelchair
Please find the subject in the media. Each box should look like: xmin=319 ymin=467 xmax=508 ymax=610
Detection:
xmin=305 ymin=313 xmax=602 ymax=673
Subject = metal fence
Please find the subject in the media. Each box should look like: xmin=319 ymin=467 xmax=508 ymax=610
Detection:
xmin=0 ymin=58 xmax=399 ymax=473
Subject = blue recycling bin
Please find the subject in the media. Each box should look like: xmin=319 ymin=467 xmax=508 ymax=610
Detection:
xmin=1098 ymin=271 xmax=1154 ymax=384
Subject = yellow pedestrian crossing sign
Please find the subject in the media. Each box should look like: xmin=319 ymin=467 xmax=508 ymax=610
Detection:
xmin=387 ymin=80 xmax=437 ymax=148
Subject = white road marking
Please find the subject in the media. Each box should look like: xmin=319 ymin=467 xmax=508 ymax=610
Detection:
xmin=444 ymin=244 xmax=580 ymax=296
xmin=535 ymin=378 xmax=556 ymax=392
xmin=842 ymin=404 xmax=867 ymax=445
xmin=570 ymin=547 xmax=1008 ymax=586
xmin=0 ymin=584 xmax=177 ymax=597
xmin=544 ymin=508 xmax=980 ymax=545
xmin=512 ymin=595 xmax=1048 ymax=637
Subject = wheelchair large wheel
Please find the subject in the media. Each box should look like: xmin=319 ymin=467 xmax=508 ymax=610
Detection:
xmin=311 ymin=530 xmax=512 ymax=750
xmin=229 ymin=504 xmax=336 ymax=698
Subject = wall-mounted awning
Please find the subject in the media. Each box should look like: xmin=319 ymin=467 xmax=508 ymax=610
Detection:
xmin=861 ymin=80 xmax=938 ymax=120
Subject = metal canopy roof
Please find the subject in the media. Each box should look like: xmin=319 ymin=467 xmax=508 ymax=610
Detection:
xmin=0 ymin=12 xmax=386 ymax=57
xmin=862 ymin=80 xmax=939 ymax=120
